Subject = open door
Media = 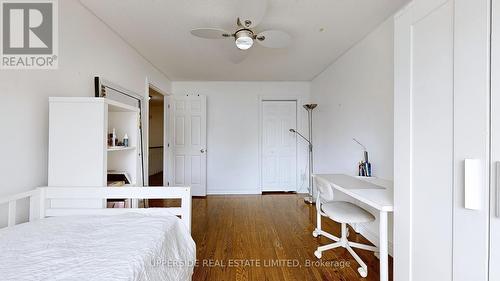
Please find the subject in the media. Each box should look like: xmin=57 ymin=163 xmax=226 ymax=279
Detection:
xmin=168 ymin=95 xmax=207 ymax=196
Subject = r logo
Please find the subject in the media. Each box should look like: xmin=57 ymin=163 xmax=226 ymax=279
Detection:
xmin=2 ymin=2 xmax=53 ymax=54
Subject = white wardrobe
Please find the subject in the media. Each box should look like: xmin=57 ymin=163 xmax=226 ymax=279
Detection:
xmin=395 ymin=0 xmax=498 ymax=280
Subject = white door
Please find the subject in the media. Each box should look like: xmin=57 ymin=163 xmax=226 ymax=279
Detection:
xmin=168 ymin=95 xmax=207 ymax=196
xmin=453 ymin=1 xmax=490 ymax=281
xmin=491 ymin=0 xmax=500 ymax=279
xmin=395 ymin=2 xmax=454 ymax=281
xmin=261 ymin=101 xmax=297 ymax=192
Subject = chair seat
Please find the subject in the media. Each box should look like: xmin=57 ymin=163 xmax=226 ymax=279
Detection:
xmin=321 ymin=201 xmax=375 ymax=223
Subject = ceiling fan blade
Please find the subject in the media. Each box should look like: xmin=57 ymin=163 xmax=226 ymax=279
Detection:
xmin=256 ymin=30 xmax=291 ymax=48
xmin=190 ymin=28 xmax=231 ymax=39
xmin=236 ymin=0 xmax=267 ymax=28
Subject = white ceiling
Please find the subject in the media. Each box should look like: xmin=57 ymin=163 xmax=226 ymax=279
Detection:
xmin=80 ymin=0 xmax=409 ymax=81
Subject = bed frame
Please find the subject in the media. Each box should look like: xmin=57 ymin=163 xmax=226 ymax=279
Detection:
xmin=0 ymin=187 xmax=192 ymax=232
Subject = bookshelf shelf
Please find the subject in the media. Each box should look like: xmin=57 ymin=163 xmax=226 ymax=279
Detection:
xmin=107 ymin=146 xmax=136 ymax=152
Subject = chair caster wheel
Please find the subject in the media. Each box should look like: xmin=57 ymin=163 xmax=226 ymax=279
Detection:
xmin=312 ymin=229 xmax=320 ymax=237
xmin=314 ymin=250 xmax=322 ymax=259
xmin=357 ymin=267 xmax=368 ymax=278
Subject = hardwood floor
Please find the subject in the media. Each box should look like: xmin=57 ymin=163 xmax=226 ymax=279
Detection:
xmin=149 ymin=172 xmax=163 ymax=186
xmin=189 ymin=194 xmax=393 ymax=281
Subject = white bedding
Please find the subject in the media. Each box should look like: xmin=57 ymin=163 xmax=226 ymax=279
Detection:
xmin=0 ymin=212 xmax=196 ymax=281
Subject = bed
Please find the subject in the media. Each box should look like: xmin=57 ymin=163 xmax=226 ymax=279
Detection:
xmin=0 ymin=187 xmax=196 ymax=281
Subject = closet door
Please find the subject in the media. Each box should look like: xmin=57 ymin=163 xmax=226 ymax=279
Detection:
xmin=261 ymin=101 xmax=297 ymax=192
xmin=394 ymin=2 xmax=455 ymax=280
xmin=453 ymin=1 xmax=490 ymax=281
xmin=490 ymin=0 xmax=500 ymax=279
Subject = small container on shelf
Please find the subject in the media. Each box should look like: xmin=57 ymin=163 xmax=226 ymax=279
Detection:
xmin=111 ymin=128 xmax=117 ymax=147
xmin=123 ymin=134 xmax=129 ymax=147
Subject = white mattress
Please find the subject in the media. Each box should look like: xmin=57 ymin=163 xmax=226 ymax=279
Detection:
xmin=0 ymin=212 xmax=196 ymax=281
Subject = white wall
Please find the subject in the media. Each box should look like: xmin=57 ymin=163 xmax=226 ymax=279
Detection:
xmin=311 ymin=18 xmax=394 ymax=252
xmin=0 ymin=0 xmax=171 ymax=218
xmin=171 ymin=81 xmax=310 ymax=194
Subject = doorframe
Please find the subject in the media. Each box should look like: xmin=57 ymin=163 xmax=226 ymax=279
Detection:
xmin=258 ymin=95 xmax=305 ymax=193
xmin=143 ymin=78 xmax=170 ymax=187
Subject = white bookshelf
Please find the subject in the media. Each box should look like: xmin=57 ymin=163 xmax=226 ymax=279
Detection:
xmin=48 ymin=97 xmax=140 ymax=208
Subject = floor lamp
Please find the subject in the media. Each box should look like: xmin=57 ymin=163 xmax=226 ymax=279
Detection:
xmin=290 ymin=103 xmax=317 ymax=204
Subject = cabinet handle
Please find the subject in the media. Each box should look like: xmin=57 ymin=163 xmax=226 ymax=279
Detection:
xmin=465 ymin=159 xmax=482 ymax=210
xmin=497 ymin=162 xmax=500 ymax=217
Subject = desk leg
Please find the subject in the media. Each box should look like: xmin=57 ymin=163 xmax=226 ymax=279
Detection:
xmin=379 ymin=211 xmax=388 ymax=281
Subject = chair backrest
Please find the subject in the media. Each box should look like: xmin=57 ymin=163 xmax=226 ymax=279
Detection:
xmin=314 ymin=176 xmax=335 ymax=203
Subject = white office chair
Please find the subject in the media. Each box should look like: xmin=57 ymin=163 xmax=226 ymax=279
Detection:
xmin=312 ymin=176 xmax=377 ymax=278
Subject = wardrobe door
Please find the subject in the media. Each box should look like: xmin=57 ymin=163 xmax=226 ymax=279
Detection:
xmin=490 ymin=0 xmax=500 ymax=280
xmin=453 ymin=1 xmax=491 ymax=281
xmin=394 ymin=1 xmax=454 ymax=280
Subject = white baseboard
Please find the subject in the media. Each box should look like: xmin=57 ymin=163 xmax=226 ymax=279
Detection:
xmin=352 ymin=224 xmax=393 ymax=257
xmin=207 ymin=189 xmax=262 ymax=195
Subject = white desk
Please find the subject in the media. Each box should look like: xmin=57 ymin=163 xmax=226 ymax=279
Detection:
xmin=312 ymin=174 xmax=393 ymax=281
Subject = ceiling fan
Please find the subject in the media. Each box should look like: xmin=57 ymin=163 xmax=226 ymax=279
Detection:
xmin=190 ymin=0 xmax=291 ymax=57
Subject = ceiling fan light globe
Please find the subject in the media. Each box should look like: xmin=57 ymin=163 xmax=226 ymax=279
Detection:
xmin=235 ymin=29 xmax=254 ymax=50
xmin=235 ymin=37 xmax=253 ymax=50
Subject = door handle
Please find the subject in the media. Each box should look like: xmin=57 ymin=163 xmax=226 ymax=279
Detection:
xmin=200 ymin=148 xmax=206 ymax=153
xmin=464 ymin=159 xmax=481 ymax=210
xmin=497 ymin=162 xmax=500 ymax=217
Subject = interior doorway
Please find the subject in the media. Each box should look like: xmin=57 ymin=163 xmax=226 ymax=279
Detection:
xmin=148 ymin=87 xmax=165 ymax=186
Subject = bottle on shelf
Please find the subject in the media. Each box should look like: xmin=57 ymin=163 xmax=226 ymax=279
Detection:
xmin=111 ymin=128 xmax=116 ymax=147
xmin=123 ymin=134 xmax=129 ymax=147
